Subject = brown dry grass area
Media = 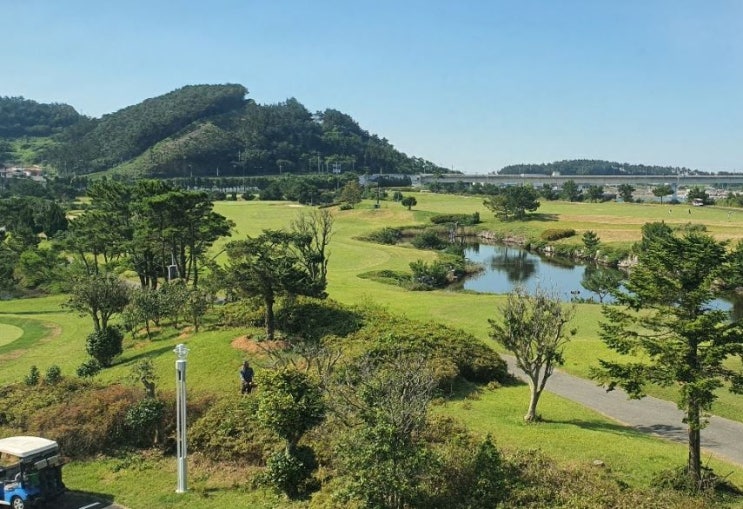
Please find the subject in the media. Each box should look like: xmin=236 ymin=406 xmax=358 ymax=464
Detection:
xmin=0 ymin=350 xmax=27 ymax=361
xmin=230 ymin=336 xmax=288 ymax=355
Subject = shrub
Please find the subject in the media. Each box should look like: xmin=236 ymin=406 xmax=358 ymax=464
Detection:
xmin=30 ymin=384 xmax=139 ymax=457
xmin=339 ymin=203 xmax=353 ymax=210
xmin=259 ymin=447 xmax=319 ymax=499
xmin=351 ymin=307 xmax=509 ymax=388
xmin=189 ymin=395 xmax=279 ymax=462
xmin=275 ymin=297 xmax=364 ymax=341
xmin=540 ymin=228 xmax=576 ymax=241
xmin=410 ymin=259 xmax=449 ymax=289
xmin=45 ymin=365 xmax=62 ymax=385
xmin=675 ymin=222 xmax=707 ymax=233
xmin=366 ymin=227 xmax=402 ymax=245
xmin=77 ymin=358 xmax=102 ymax=378
xmin=430 ymin=212 xmax=480 ymax=226
xmin=124 ymin=398 xmax=165 ymax=447
xmin=241 ymin=192 xmax=256 ymax=201
xmin=216 ymin=300 xmax=264 ymax=327
xmin=24 ymin=365 xmax=40 ymax=386
xmin=411 ymin=230 xmax=448 ymax=250
xmin=426 ymin=433 xmax=508 ymax=508
xmin=503 ymin=449 xmax=716 ymax=508
xmin=85 ymin=326 xmax=123 ymax=367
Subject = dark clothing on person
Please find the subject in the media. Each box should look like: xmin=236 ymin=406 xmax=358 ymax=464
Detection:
xmin=240 ymin=363 xmax=255 ymax=394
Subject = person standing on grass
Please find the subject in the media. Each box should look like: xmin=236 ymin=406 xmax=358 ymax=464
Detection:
xmin=240 ymin=360 xmax=255 ymax=394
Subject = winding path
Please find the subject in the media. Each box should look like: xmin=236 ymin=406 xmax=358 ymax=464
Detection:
xmin=504 ymin=357 xmax=743 ymax=467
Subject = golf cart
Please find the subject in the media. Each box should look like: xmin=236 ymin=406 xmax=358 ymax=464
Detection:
xmin=0 ymin=436 xmax=65 ymax=508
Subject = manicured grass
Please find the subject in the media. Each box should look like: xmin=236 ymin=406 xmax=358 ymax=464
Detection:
xmin=437 ymin=383 xmax=743 ymax=489
xmin=2 ymin=194 xmax=743 ymax=507
xmin=0 ymin=322 xmax=23 ymax=346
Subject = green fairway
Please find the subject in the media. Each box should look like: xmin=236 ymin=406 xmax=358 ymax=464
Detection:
xmin=0 ymin=323 xmax=23 ymax=347
xmin=2 ymin=194 xmax=743 ymax=507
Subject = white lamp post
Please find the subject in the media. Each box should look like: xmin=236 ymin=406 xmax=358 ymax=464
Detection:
xmin=174 ymin=343 xmax=189 ymax=493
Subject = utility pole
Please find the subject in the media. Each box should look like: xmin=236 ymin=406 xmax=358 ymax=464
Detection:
xmin=174 ymin=343 xmax=190 ymax=493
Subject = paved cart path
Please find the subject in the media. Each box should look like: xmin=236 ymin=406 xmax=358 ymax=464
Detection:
xmin=503 ymin=357 xmax=743 ymax=466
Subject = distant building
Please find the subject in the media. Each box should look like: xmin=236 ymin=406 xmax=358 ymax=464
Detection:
xmin=0 ymin=165 xmax=46 ymax=183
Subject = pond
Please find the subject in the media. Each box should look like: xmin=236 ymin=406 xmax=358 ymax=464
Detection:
xmin=455 ymin=243 xmax=743 ymax=319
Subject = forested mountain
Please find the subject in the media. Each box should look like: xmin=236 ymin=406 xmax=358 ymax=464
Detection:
xmin=499 ymin=159 xmax=698 ymax=176
xmin=0 ymin=96 xmax=81 ymax=138
xmin=2 ymin=84 xmax=444 ymax=178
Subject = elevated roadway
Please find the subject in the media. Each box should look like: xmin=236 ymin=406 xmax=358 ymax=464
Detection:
xmin=414 ymin=173 xmax=743 ymax=188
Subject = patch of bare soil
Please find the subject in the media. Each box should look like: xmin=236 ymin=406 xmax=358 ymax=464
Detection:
xmin=178 ymin=327 xmax=194 ymax=340
xmin=231 ymin=336 xmax=288 ymax=355
xmin=0 ymin=350 xmax=26 ymax=361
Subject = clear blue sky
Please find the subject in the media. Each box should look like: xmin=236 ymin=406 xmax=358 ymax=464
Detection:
xmin=4 ymin=0 xmax=742 ymax=173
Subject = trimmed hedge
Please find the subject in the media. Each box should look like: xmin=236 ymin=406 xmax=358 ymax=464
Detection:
xmin=540 ymin=228 xmax=576 ymax=241
xmin=430 ymin=212 xmax=480 ymax=226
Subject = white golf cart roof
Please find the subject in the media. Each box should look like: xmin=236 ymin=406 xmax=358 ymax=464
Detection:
xmin=0 ymin=436 xmax=58 ymax=459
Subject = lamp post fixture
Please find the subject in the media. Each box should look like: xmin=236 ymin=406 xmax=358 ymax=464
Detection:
xmin=174 ymin=343 xmax=190 ymax=493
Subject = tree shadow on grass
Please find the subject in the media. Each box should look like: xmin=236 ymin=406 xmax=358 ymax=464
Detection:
xmin=118 ymin=344 xmax=178 ymax=365
xmin=541 ymin=417 xmax=686 ymax=442
xmin=61 ymin=490 xmax=118 ymax=509
xmin=444 ymin=375 xmax=526 ymax=401
xmin=524 ymin=212 xmax=559 ymax=222
xmin=0 ymin=310 xmax=61 ymax=316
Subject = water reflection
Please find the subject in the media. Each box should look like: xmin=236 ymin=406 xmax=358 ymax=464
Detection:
xmin=459 ymin=243 xmax=742 ymax=320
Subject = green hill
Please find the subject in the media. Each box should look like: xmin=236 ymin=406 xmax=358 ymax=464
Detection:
xmin=2 ymin=84 xmax=444 ymax=178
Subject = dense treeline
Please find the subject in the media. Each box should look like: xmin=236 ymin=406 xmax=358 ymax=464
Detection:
xmin=499 ymin=159 xmax=699 ymax=176
xmin=0 ymin=96 xmax=81 ymax=138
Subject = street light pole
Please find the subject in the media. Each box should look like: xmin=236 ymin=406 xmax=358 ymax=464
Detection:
xmin=174 ymin=343 xmax=190 ymax=493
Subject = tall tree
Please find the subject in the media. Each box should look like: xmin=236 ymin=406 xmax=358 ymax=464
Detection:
xmin=401 ymin=196 xmax=417 ymax=210
xmin=489 ymin=286 xmax=576 ymax=422
xmin=584 ymin=185 xmax=604 ymax=202
xmin=334 ymin=353 xmax=438 ymax=508
xmin=582 ymin=230 xmax=600 ymax=256
xmin=483 ymin=185 xmax=540 ymax=221
xmin=339 ymin=180 xmax=363 ymax=207
xmin=686 ymin=186 xmax=711 ymax=205
xmin=581 ymin=266 xmax=622 ymax=303
xmin=617 ymin=183 xmax=635 ymax=203
xmin=135 ymin=188 xmax=233 ymax=287
xmin=291 ymin=209 xmax=333 ymax=290
xmin=561 ymin=180 xmax=581 ymax=202
xmin=66 ymin=272 xmax=130 ymax=332
xmin=225 ymin=229 xmax=327 ymax=340
xmin=592 ymin=223 xmax=743 ymax=488
xmin=652 ymin=184 xmax=674 ymax=204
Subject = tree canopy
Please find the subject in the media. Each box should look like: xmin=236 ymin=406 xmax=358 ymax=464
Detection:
xmin=593 ymin=222 xmax=743 ymax=487
xmin=483 ymin=185 xmax=540 ymax=220
xmin=0 ymin=96 xmax=81 ymax=138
